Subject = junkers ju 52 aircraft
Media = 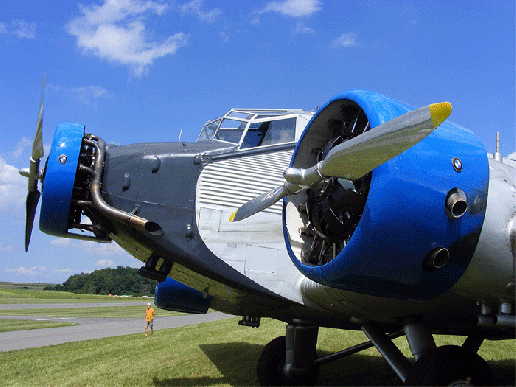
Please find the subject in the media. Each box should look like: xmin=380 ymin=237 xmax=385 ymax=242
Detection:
xmin=22 ymin=77 xmax=515 ymax=385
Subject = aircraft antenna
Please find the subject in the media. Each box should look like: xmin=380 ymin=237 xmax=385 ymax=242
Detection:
xmin=494 ymin=131 xmax=502 ymax=161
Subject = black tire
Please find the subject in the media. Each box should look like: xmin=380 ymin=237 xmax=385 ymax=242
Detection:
xmin=257 ymin=336 xmax=319 ymax=386
xmin=405 ymin=345 xmax=493 ymax=386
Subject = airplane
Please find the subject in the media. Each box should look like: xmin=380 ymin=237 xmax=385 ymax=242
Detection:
xmin=20 ymin=76 xmax=514 ymax=385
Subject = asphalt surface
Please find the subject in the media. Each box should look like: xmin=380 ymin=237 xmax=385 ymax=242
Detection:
xmin=0 ymin=304 xmax=233 ymax=352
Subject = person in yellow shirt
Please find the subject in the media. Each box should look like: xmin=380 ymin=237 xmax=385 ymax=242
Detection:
xmin=145 ymin=303 xmax=155 ymax=338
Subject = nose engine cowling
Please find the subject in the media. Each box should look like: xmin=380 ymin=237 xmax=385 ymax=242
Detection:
xmin=39 ymin=122 xmax=105 ymax=240
xmin=284 ymin=90 xmax=489 ymax=300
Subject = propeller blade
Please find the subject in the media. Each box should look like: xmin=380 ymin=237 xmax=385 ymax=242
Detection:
xmin=231 ymin=102 xmax=451 ymax=222
xmin=229 ymin=182 xmax=300 ymax=222
xmin=25 ymin=190 xmax=41 ymax=252
xmin=21 ymin=75 xmax=46 ymax=251
xmin=284 ymin=102 xmax=452 ymax=185
xmin=32 ymin=74 xmax=45 ymax=161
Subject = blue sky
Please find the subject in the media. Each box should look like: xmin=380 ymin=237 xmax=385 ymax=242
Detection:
xmin=0 ymin=0 xmax=514 ymax=284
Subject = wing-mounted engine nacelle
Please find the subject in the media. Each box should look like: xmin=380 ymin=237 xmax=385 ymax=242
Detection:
xmin=284 ymin=90 xmax=489 ymax=300
xmin=154 ymin=277 xmax=211 ymax=314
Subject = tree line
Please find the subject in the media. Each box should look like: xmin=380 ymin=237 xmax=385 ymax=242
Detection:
xmin=44 ymin=266 xmax=157 ymax=296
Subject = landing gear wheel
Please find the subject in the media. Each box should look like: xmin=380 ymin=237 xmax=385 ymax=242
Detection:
xmin=257 ymin=336 xmax=319 ymax=386
xmin=405 ymin=345 xmax=493 ymax=386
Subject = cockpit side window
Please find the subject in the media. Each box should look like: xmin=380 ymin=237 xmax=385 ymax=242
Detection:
xmin=261 ymin=117 xmax=296 ymax=145
xmin=240 ymin=118 xmax=296 ymax=149
xmin=240 ymin=122 xmax=270 ymax=149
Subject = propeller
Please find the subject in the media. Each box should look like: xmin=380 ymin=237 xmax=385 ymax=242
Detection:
xmin=19 ymin=75 xmax=45 ymax=251
xmin=230 ymin=102 xmax=452 ymax=222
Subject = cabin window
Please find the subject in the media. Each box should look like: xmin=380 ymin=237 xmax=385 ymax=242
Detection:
xmin=240 ymin=117 xmax=296 ymax=149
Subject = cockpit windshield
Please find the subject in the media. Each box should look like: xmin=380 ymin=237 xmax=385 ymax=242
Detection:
xmin=213 ymin=118 xmax=247 ymax=143
xmin=197 ymin=109 xmax=313 ymax=149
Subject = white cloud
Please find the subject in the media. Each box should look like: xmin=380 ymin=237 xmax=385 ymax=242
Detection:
xmin=293 ymin=22 xmax=314 ymax=34
xmin=332 ymin=32 xmax=358 ymax=48
xmin=220 ymin=31 xmax=229 ymax=43
xmin=0 ymin=20 xmax=37 ymax=39
xmin=180 ymin=0 xmax=222 ymax=23
xmin=66 ymin=0 xmax=189 ymax=76
xmin=91 ymin=242 xmax=126 ymax=255
xmin=6 ymin=266 xmax=47 ymax=277
xmin=75 ymin=0 xmax=168 ymax=25
xmin=95 ymin=259 xmax=115 ymax=267
xmin=0 ymin=240 xmax=14 ymax=253
xmin=261 ymin=0 xmax=322 ymax=17
xmin=10 ymin=137 xmax=50 ymax=159
xmin=11 ymin=137 xmax=32 ymax=158
xmin=0 ymin=156 xmax=26 ymax=212
xmin=48 ymin=83 xmax=113 ymax=107
xmin=4 ymin=266 xmax=72 ymax=280
xmin=50 ymin=238 xmax=72 ymax=246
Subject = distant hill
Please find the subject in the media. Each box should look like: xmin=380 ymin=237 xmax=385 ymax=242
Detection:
xmin=44 ymin=266 xmax=157 ymax=296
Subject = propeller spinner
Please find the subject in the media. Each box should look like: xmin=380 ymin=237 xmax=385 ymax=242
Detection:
xmin=230 ymin=102 xmax=452 ymax=222
xmin=19 ymin=75 xmax=46 ymax=251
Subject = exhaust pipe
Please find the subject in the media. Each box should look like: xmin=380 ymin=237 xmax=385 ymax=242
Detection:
xmin=445 ymin=188 xmax=468 ymax=219
xmin=84 ymin=135 xmax=164 ymax=237
xmin=423 ymin=247 xmax=450 ymax=272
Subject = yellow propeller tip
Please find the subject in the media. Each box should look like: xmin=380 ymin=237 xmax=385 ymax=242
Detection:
xmin=429 ymin=102 xmax=452 ymax=128
xmin=229 ymin=211 xmax=237 ymax=222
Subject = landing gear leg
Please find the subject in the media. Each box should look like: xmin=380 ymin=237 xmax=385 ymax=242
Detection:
xmin=462 ymin=332 xmax=485 ymax=353
xmin=361 ymin=322 xmax=413 ymax=383
xmin=403 ymin=321 xmax=436 ymax=360
xmin=257 ymin=322 xmax=320 ymax=386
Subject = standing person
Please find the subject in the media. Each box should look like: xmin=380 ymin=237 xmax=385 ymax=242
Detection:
xmin=145 ymin=302 xmax=155 ymax=338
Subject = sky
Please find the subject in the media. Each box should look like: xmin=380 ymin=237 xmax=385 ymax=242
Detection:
xmin=0 ymin=0 xmax=514 ymax=284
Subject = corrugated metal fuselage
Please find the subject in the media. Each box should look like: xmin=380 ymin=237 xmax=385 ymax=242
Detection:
xmin=100 ymin=136 xmax=514 ymax=333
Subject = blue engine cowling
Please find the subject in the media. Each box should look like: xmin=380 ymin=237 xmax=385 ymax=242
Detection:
xmin=154 ymin=277 xmax=211 ymax=314
xmin=284 ymin=90 xmax=489 ymax=300
xmin=40 ymin=122 xmax=85 ymax=236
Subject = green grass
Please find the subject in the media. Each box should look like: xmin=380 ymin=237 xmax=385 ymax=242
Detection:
xmin=0 ymin=317 xmax=514 ymax=386
xmin=0 ymin=284 xmax=151 ymax=304
xmin=0 ymin=319 xmax=78 ymax=333
xmin=0 ymin=305 xmax=184 ymax=318
xmin=0 ymin=282 xmax=54 ymax=291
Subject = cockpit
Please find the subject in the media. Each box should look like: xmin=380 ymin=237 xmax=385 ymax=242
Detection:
xmin=197 ymin=109 xmax=314 ymax=149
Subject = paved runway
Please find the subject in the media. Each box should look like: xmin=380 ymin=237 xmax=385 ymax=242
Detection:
xmin=0 ymin=304 xmax=233 ymax=352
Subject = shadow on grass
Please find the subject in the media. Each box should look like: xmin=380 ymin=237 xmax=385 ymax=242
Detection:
xmin=490 ymin=359 xmax=516 ymax=386
xmin=152 ymin=342 xmax=515 ymax=386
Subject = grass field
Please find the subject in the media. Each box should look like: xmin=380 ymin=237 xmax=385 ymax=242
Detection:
xmin=0 ymin=282 xmax=54 ymax=291
xmin=0 ymin=317 xmax=514 ymax=386
xmin=0 ymin=283 xmax=151 ymax=304
xmin=0 ymin=305 xmax=185 ymax=318
xmin=0 ymin=319 xmax=78 ymax=333
xmin=1 ymin=284 xmax=514 ymax=385
xmin=0 ymin=284 xmax=181 ymax=322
